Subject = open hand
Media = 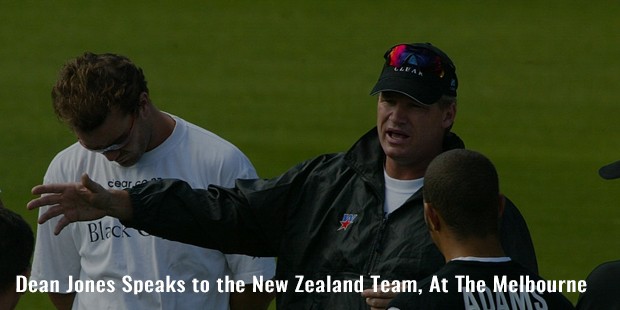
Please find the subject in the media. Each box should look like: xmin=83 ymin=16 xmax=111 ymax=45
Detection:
xmin=27 ymin=174 xmax=113 ymax=235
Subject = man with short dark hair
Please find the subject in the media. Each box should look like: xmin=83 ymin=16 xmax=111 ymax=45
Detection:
xmin=386 ymin=149 xmax=574 ymax=309
xmin=0 ymin=199 xmax=35 ymax=310
xmin=29 ymin=43 xmax=537 ymax=309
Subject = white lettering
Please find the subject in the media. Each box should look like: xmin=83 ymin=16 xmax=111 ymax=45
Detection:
xmin=429 ymin=275 xmax=448 ymax=293
xmin=254 ymin=275 xmax=287 ymax=293
xmin=462 ymin=291 xmax=481 ymax=310
xmin=88 ymin=221 xmax=131 ymax=242
xmin=462 ymin=286 xmax=549 ymax=310
xmin=494 ymin=276 xmax=587 ymax=294
xmin=192 ymin=278 xmax=210 ymax=292
xmin=121 ymin=275 xmax=184 ymax=295
xmin=217 ymin=275 xmax=245 ymax=293
xmin=456 ymin=275 xmax=486 ymax=293
xmin=392 ymin=66 xmax=424 ymax=76
xmin=15 ymin=276 xmax=60 ymax=293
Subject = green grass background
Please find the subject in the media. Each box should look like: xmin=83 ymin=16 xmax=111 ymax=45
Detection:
xmin=1 ymin=1 xmax=618 ymax=308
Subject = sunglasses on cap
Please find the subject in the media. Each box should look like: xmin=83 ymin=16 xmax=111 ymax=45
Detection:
xmin=384 ymin=44 xmax=447 ymax=79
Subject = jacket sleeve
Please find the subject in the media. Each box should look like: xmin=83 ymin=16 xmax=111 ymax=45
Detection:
xmin=500 ymin=197 xmax=539 ymax=274
xmin=120 ymin=177 xmax=290 ymax=257
xmin=120 ymin=155 xmax=335 ymax=258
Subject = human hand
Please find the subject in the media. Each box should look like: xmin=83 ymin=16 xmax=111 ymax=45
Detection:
xmin=27 ymin=174 xmax=129 ymax=234
xmin=361 ymin=286 xmax=399 ymax=310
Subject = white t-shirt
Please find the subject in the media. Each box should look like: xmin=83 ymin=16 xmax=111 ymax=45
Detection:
xmin=31 ymin=114 xmax=276 ymax=310
xmin=383 ymin=169 xmax=424 ymax=214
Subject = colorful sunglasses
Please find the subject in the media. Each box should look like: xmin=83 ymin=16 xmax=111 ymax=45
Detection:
xmin=385 ymin=44 xmax=445 ymax=78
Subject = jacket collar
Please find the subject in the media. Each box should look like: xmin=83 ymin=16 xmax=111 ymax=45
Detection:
xmin=344 ymin=127 xmax=465 ymax=195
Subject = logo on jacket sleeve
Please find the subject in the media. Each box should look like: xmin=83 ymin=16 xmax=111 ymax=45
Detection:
xmin=338 ymin=214 xmax=358 ymax=231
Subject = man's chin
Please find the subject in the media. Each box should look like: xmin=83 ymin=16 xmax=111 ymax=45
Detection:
xmin=382 ymin=145 xmax=411 ymax=159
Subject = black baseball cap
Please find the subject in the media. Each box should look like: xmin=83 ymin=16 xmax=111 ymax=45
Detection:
xmin=599 ymin=160 xmax=620 ymax=180
xmin=370 ymin=43 xmax=458 ymax=105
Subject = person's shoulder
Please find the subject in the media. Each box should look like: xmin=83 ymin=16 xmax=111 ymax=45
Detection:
xmin=175 ymin=116 xmax=226 ymax=140
xmin=581 ymin=260 xmax=620 ymax=290
xmin=173 ymin=116 xmax=252 ymax=163
xmin=292 ymin=152 xmax=347 ymax=173
xmin=502 ymin=196 xmax=522 ymax=212
xmin=588 ymin=259 xmax=620 ymax=276
xmin=179 ymin=117 xmax=245 ymax=151
xmin=47 ymin=142 xmax=97 ymax=172
xmin=499 ymin=196 xmax=529 ymax=226
xmin=502 ymin=262 xmax=575 ymax=308
xmin=50 ymin=141 xmax=88 ymax=159
xmin=576 ymin=260 xmax=620 ymax=310
xmin=170 ymin=116 xmax=257 ymax=179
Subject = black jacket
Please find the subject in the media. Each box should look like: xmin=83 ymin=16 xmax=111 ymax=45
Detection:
xmin=124 ymin=128 xmax=537 ymax=309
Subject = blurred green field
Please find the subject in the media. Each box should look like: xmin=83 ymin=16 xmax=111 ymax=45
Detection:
xmin=1 ymin=1 xmax=618 ymax=308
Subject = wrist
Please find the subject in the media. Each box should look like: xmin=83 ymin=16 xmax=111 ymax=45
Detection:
xmin=107 ymin=190 xmax=133 ymax=220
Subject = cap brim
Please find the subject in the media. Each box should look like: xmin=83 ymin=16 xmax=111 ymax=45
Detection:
xmin=370 ymin=76 xmax=440 ymax=106
xmin=599 ymin=160 xmax=620 ymax=180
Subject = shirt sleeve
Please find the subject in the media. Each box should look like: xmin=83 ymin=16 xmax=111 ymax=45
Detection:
xmin=224 ymin=254 xmax=277 ymax=284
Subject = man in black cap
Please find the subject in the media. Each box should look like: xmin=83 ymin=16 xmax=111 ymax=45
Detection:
xmin=29 ymin=42 xmax=538 ymax=310
xmin=575 ymin=160 xmax=620 ymax=309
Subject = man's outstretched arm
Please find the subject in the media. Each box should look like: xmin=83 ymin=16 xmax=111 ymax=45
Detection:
xmin=28 ymin=173 xmax=284 ymax=256
xmin=27 ymin=174 xmax=133 ymax=235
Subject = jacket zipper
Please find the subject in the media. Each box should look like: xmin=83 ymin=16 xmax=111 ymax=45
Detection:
xmin=366 ymin=213 xmax=389 ymax=276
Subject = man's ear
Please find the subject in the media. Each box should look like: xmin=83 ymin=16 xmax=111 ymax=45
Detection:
xmin=139 ymin=92 xmax=149 ymax=106
xmin=424 ymin=202 xmax=441 ymax=232
xmin=442 ymin=102 xmax=457 ymax=129
xmin=498 ymin=193 xmax=506 ymax=219
xmin=136 ymin=92 xmax=154 ymax=118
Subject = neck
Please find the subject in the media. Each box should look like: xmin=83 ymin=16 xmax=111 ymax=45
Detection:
xmin=439 ymin=234 xmax=506 ymax=262
xmin=146 ymin=111 xmax=175 ymax=151
xmin=384 ymin=157 xmax=430 ymax=180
